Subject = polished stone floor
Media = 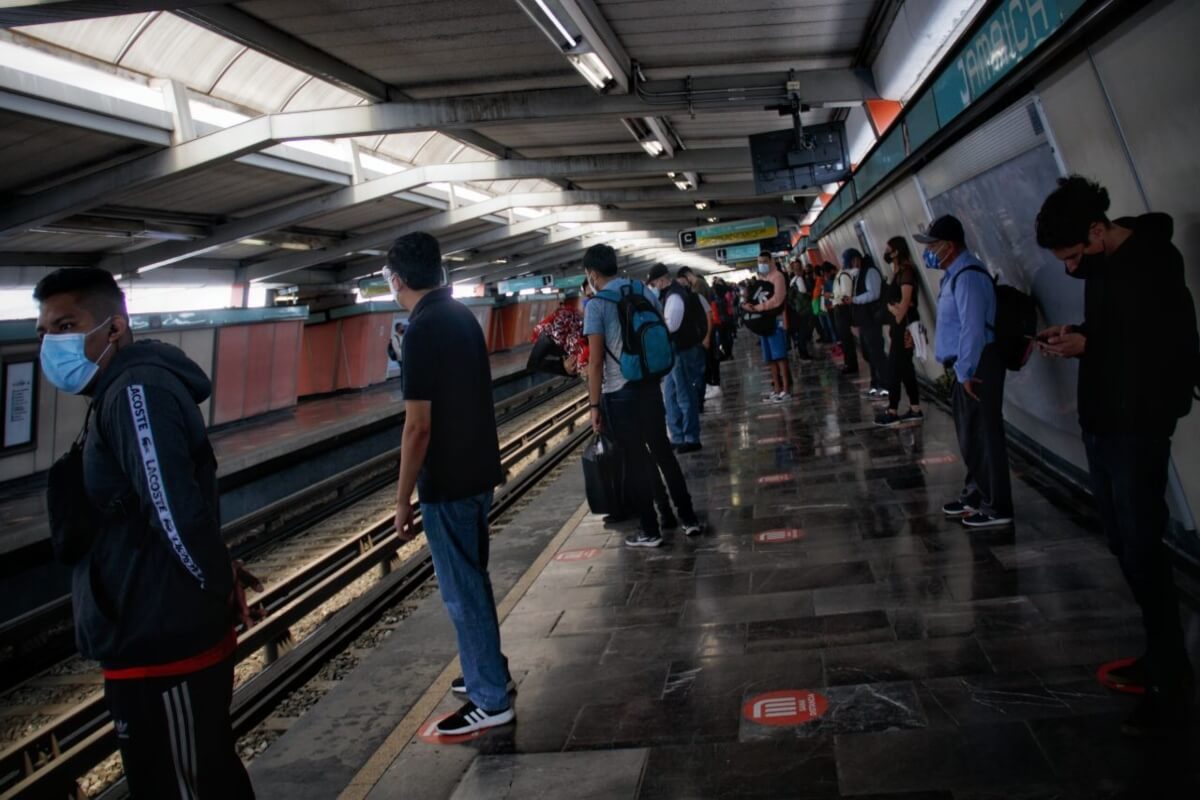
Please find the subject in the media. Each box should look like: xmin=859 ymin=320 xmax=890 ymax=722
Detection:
xmin=370 ymin=342 xmax=1200 ymax=799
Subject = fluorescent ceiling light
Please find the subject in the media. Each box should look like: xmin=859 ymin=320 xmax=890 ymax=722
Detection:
xmin=279 ymin=242 xmax=312 ymax=251
xmin=695 ymin=201 xmax=709 ymax=210
xmin=238 ymin=238 xmax=269 ymax=247
xmin=533 ymin=0 xmax=578 ymax=48
xmin=568 ymin=51 xmax=614 ymax=91
xmin=706 ymin=217 xmax=719 ymax=223
xmin=640 ymin=139 xmax=664 ymax=157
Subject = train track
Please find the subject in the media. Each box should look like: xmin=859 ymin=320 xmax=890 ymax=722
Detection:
xmin=0 ymin=383 xmax=591 ymax=799
xmin=0 ymin=374 xmax=578 ymax=691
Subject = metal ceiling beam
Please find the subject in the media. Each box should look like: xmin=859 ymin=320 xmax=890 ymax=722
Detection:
xmin=245 ymin=182 xmax=762 ymax=282
xmin=0 ymin=69 xmax=868 ymax=237
xmin=0 ymin=1 xmax=227 ymax=27
xmin=95 ymin=148 xmax=750 ymax=274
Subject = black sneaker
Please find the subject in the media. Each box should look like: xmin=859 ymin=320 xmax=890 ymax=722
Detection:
xmin=962 ymin=512 xmax=1013 ymax=529
xmin=435 ymin=700 xmax=514 ymax=736
xmin=603 ymin=513 xmax=631 ymax=524
xmin=677 ymin=442 xmax=703 ymax=454
xmin=900 ymin=409 xmax=924 ymax=423
xmin=681 ymin=516 xmax=702 ymax=536
xmin=625 ymin=531 xmax=664 ymax=548
xmin=941 ymin=501 xmax=976 ymax=517
xmin=660 ymin=514 xmax=679 ymax=531
xmin=451 ymin=676 xmax=517 ymax=697
xmin=1120 ymin=694 xmax=1190 ymax=738
xmin=874 ymin=411 xmax=901 ymax=427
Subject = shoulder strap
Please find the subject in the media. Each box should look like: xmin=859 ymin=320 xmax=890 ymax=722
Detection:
xmin=950 ymin=264 xmax=995 ymax=294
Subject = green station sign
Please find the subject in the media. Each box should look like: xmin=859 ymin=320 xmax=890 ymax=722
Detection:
xmin=497 ymin=274 xmax=554 ymax=294
xmin=678 ymin=216 xmax=778 ymax=252
xmin=715 ymin=243 xmax=764 ymax=263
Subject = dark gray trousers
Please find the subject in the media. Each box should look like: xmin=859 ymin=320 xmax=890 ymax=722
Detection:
xmin=950 ymin=345 xmax=1013 ymax=517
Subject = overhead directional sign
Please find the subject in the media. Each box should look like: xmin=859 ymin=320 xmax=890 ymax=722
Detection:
xmin=715 ymin=243 xmax=762 ymax=263
xmin=678 ymin=216 xmax=778 ymax=252
xmin=498 ymin=274 xmax=554 ymax=294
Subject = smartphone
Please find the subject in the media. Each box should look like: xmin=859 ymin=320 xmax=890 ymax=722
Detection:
xmin=1026 ymin=332 xmax=1053 ymax=344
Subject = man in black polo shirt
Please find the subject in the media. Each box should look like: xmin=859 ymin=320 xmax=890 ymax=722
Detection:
xmin=385 ymin=232 xmax=511 ymax=736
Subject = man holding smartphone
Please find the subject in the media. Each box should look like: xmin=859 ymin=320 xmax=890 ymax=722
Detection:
xmin=1036 ymin=176 xmax=1198 ymax=737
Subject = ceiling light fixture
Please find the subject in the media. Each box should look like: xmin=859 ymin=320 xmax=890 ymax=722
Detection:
xmin=640 ymin=139 xmax=664 ymax=157
xmin=532 ymin=0 xmax=578 ymax=48
xmin=568 ymin=50 xmax=614 ymax=92
xmin=695 ymin=201 xmax=709 ymax=210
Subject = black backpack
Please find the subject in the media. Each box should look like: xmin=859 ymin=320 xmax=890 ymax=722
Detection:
xmin=743 ymin=278 xmax=784 ymax=337
xmin=673 ymin=290 xmax=708 ymax=350
xmin=951 ymin=265 xmax=1037 ymax=371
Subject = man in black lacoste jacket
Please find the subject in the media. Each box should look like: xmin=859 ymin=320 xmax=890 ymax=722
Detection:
xmin=36 ymin=268 xmax=257 ymax=799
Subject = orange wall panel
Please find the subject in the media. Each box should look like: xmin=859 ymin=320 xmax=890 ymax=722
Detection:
xmin=242 ymin=324 xmax=276 ymax=418
xmin=212 ymin=325 xmax=249 ymax=425
xmin=299 ymin=323 xmax=338 ymax=397
xmin=269 ymin=321 xmax=301 ymax=411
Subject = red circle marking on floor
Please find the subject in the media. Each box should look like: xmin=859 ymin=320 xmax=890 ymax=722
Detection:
xmin=917 ymin=454 xmax=958 ymax=466
xmin=1097 ymin=658 xmax=1146 ymax=695
xmin=417 ymin=713 xmax=490 ymax=745
xmin=742 ymin=690 xmax=829 ymax=727
xmin=756 ymin=412 xmax=782 ymax=421
xmin=553 ymin=547 xmax=602 ymax=563
xmin=757 ymin=473 xmax=793 ymax=486
xmin=754 ymin=528 xmax=805 ymax=544
xmin=757 ymin=436 xmax=788 ymax=446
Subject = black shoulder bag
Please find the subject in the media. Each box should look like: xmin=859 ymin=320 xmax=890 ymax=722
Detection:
xmin=46 ymin=403 xmax=100 ymax=564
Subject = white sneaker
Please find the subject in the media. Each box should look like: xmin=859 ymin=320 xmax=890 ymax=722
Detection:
xmin=770 ymin=392 xmax=788 ymax=403
xmin=866 ymin=388 xmax=879 ymax=397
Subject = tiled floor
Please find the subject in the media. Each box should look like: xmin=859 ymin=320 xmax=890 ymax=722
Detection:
xmin=366 ymin=342 xmax=1200 ymax=798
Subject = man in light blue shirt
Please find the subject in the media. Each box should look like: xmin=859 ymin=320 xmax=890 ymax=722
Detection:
xmin=917 ymin=215 xmax=1013 ymax=528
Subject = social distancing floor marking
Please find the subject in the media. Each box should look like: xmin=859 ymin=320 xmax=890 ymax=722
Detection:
xmin=742 ymin=690 xmax=829 ymax=727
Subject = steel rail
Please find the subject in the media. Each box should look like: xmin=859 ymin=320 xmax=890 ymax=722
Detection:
xmin=0 ymin=393 xmax=589 ymax=799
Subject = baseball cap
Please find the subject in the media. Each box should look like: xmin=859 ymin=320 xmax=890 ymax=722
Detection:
xmin=914 ymin=215 xmax=966 ymax=245
xmin=647 ymin=263 xmax=669 ymax=282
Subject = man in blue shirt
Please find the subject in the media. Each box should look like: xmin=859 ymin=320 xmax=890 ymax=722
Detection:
xmin=917 ymin=215 xmax=1013 ymax=528
xmin=584 ymin=245 xmax=701 ymax=547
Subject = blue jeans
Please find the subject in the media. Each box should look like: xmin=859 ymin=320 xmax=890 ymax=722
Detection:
xmin=422 ymin=491 xmax=510 ymax=711
xmin=662 ymin=345 xmax=704 ymax=444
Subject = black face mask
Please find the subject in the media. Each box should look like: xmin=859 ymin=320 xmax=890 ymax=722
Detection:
xmin=1068 ymin=251 xmax=1104 ymax=280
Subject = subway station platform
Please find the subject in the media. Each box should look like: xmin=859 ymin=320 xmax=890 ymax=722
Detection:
xmin=250 ymin=344 xmax=1200 ymax=800
xmin=0 ymin=346 xmax=530 ymax=558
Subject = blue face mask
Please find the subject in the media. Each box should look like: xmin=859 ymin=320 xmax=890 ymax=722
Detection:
xmin=922 ymin=246 xmax=944 ymax=270
xmin=40 ymin=317 xmax=113 ymax=395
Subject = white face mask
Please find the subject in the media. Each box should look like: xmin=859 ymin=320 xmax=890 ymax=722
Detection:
xmin=757 ymin=262 xmax=770 ymax=275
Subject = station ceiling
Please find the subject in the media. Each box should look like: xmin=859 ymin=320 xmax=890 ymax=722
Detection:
xmin=0 ymin=0 xmax=903 ymax=290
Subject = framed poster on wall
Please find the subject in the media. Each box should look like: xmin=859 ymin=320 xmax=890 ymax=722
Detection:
xmin=2 ymin=358 xmax=37 ymax=452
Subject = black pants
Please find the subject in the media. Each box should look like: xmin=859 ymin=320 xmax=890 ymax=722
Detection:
xmin=718 ymin=323 xmax=735 ymax=357
xmin=1084 ymin=431 xmax=1192 ymax=694
xmin=833 ymin=306 xmax=858 ymax=372
xmin=886 ymin=326 xmax=919 ymax=411
xmin=857 ymin=321 xmax=887 ymax=389
xmin=790 ymin=314 xmax=813 ymax=357
xmin=950 ymin=346 xmax=1012 ymax=518
xmin=104 ymin=656 xmax=254 ymax=799
xmin=603 ymin=382 xmax=695 ymax=534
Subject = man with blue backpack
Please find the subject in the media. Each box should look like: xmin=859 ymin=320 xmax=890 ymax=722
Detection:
xmin=584 ymin=245 xmax=702 ymax=547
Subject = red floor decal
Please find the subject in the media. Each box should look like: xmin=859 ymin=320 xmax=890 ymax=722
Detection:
xmin=1097 ymin=658 xmax=1146 ymax=695
xmin=756 ymin=412 xmax=782 ymax=421
xmin=757 ymin=436 xmax=788 ymax=446
xmin=554 ymin=547 xmax=602 ymax=562
xmin=754 ymin=529 xmax=805 ymax=544
xmin=757 ymin=473 xmax=793 ymax=485
xmin=417 ymin=713 xmax=490 ymax=745
xmin=917 ymin=454 xmax=958 ymax=466
xmin=742 ymin=690 xmax=828 ymax=726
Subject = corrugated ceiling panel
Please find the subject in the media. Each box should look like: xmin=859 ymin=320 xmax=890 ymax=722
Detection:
xmin=304 ymin=198 xmax=429 ymax=231
xmin=118 ymin=13 xmax=243 ymax=94
xmin=2 ymin=231 xmax=132 ymax=253
xmin=16 ymin=13 xmax=153 ymax=63
xmin=211 ymin=49 xmax=309 ymax=111
xmin=282 ymin=79 xmax=365 ymax=112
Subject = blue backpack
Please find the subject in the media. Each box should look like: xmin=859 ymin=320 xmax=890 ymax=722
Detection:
xmin=594 ymin=281 xmax=674 ymax=383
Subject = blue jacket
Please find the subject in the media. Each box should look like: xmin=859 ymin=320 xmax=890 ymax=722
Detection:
xmin=934 ymin=250 xmax=996 ymax=382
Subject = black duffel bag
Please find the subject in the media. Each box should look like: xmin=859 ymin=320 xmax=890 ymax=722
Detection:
xmin=47 ymin=406 xmax=99 ymax=564
xmin=582 ymin=432 xmax=625 ymax=515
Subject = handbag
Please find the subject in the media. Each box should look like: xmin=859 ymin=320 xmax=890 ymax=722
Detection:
xmin=582 ymin=433 xmax=625 ymax=515
xmin=47 ymin=404 xmax=99 ymax=564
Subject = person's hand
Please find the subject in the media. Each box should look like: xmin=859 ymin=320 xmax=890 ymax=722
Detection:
xmin=395 ymin=499 xmax=417 ymax=542
xmin=888 ymin=303 xmax=903 ymax=323
xmin=563 ymin=355 xmax=578 ymax=375
xmin=590 ymin=407 xmax=603 ymax=434
xmin=904 ymin=329 xmax=914 ymax=349
xmin=841 ymin=297 xmax=851 ymax=305
xmin=962 ymin=376 xmax=983 ymax=401
xmin=230 ymin=560 xmax=264 ymax=630
xmin=741 ymin=302 xmax=754 ymax=312
xmin=1040 ymin=325 xmax=1085 ymax=359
